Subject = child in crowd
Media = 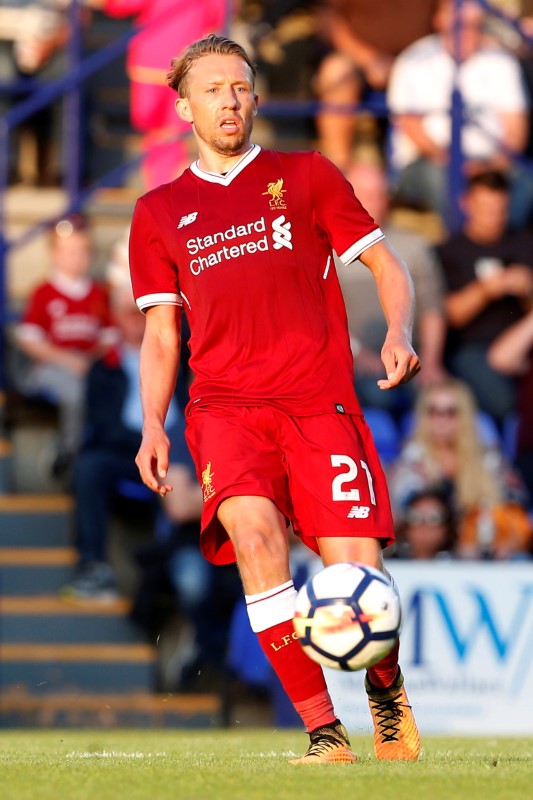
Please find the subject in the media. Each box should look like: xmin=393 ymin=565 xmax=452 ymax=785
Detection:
xmin=14 ymin=214 xmax=117 ymax=475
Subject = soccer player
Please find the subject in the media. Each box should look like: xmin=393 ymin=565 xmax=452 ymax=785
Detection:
xmin=130 ymin=34 xmax=421 ymax=764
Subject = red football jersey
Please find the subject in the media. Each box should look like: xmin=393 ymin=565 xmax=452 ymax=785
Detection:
xmin=129 ymin=146 xmax=384 ymax=416
xmin=18 ymin=276 xmax=115 ymax=351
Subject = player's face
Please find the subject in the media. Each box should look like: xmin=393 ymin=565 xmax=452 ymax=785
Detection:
xmin=176 ymin=54 xmax=257 ymax=158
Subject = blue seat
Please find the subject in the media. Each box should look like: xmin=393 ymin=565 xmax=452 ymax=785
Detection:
xmin=362 ymin=407 xmax=401 ymax=464
xmin=502 ymin=413 xmax=519 ymax=461
xmin=115 ymin=478 xmax=155 ymax=504
xmin=476 ymin=411 xmax=501 ymax=448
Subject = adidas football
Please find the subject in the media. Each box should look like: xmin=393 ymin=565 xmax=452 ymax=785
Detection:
xmin=293 ymin=562 xmax=401 ymax=671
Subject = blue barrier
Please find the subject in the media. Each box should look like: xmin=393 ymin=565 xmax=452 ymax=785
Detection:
xmin=0 ymin=0 xmax=532 ymax=391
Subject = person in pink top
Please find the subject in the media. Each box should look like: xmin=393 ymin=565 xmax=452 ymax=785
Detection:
xmin=130 ymin=34 xmax=421 ymax=764
xmin=89 ymin=0 xmax=226 ymax=188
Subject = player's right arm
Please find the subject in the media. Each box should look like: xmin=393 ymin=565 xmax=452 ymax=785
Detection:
xmin=136 ymin=303 xmax=182 ymax=496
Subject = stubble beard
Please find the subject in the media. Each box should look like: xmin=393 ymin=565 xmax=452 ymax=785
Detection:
xmin=210 ymin=134 xmax=247 ymax=155
xmin=195 ymin=118 xmax=253 ymax=158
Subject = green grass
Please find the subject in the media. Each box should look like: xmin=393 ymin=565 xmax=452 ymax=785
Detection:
xmin=1 ymin=730 xmax=532 ymax=800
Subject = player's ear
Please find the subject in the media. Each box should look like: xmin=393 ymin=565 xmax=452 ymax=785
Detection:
xmin=176 ymin=97 xmax=192 ymax=123
xmin=252 ymin=93 xmax=259 ymax=116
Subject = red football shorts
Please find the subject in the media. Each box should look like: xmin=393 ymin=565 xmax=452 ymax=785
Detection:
xmin=185 ymin=406 xmax=395 ymax=565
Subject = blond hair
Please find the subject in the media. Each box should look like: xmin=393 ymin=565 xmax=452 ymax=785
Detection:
xmin=167 ymin=33 xmax=256 ymax=98
xmin=411 ymin=378 xmax=502 ymax=510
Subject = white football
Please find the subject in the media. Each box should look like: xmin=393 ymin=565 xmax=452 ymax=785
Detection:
xmin=293 ymin=562 xmax=401 ymax=671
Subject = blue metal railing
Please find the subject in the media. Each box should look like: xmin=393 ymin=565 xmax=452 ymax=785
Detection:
xmin=0 ymin=0 xmax=235 ymax=389
xmin=447 ymin=0 xmax=533 ymax=228
xmin=0 ymin=0 xmax=532 ymax=390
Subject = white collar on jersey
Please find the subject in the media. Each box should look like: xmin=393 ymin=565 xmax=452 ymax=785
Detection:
xmin=50 ymin=271 xmax=92 ymax=301
xmin=190 ymin=144 xmax=261 ymax=185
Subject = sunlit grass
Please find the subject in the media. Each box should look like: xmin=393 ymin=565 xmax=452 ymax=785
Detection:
xmin=1 ymin=730 xmax=532 ymax=800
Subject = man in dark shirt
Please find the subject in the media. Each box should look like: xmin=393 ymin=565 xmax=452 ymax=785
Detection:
xmin=437 ymin=170 xmax=533 ymax=423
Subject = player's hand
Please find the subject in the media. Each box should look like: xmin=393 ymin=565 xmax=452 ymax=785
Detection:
xmin=378 ymin=334 xmax=421 ymax=390
xmin=135 ymin=425 xmax=173 ymax=497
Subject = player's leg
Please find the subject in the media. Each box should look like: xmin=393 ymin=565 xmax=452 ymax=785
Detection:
xmin=318 ymin=536 xmax=398 ymax=686
xmin=283 ymin=411 xmax=419 ymax=761
xmin=317 ymin=535 xmax=419 ymax=761
xmin=218 ymin=494 xmax=356 ymax=764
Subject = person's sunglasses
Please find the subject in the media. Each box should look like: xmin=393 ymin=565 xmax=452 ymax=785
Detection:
xmin=404 ymin=508 xmax=448 ymax=525
xmin=427 ymin=405 xmax=458 ymax=418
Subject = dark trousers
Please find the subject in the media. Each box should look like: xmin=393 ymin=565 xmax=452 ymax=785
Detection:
xmin=73 ymin=446 xmax=149 ymax=564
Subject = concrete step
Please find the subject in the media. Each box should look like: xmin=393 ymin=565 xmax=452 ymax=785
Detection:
xmin=0 ymin=643 xmax=157 ymax=693
xmin=0 ymin=436 xmax=13 ymax=493
xmin=0 ymin=546 xmax=76 ymax=594
xmin=0 ymin=690 xmax=222 ymax=729
xmin=0 ymin=596 xmax=141 ymax=644
xmin=0 ymin=494 xmax=73 ymax=546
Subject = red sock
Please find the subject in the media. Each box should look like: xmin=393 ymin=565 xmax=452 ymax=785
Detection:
xmin=256 ymin=619 xmax=336 ymax=731
xmin=366 ymin=639 xmax=400 ymax=689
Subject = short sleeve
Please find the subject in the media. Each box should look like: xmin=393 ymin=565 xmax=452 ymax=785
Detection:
xmin=310 ymin=152 xmax=384 ymax=264
xmin=129 ymin=196 xmax=182 ymax=313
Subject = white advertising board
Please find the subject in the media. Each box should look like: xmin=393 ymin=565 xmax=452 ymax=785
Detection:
xmin=325 ymin=561 xmax=533 ymax=735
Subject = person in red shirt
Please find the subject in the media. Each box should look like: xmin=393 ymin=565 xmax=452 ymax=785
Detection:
xmin=130 ymin=34 xmax=420 ymax=764
xmin=15 ymin=214 xmax=117 ymax=473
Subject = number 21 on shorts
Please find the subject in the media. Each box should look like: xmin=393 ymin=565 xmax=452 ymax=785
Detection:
xmin=330 ymin=455 xmax=376 ymax=506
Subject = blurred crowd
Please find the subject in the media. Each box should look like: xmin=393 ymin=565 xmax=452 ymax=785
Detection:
xmin=2 ymin=0 xmax=533 ymax=697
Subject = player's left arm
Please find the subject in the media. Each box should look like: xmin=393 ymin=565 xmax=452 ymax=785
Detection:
xmin=359 ymin=240 xmax=421 ymax=389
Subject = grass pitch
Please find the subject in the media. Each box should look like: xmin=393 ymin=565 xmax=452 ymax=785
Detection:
xmin=1 ymin=729 xmax=531 ymax=800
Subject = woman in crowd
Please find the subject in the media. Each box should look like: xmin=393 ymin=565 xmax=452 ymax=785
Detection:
xmin=389 ymin=378 xmax=532 ymax=559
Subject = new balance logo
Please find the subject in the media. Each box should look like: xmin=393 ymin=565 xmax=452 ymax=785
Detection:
xmin=347 ymin=506 xmax=370 ymax=519
xmin=178 ymin=212 xmax=198 ymax=229
xmin=272 ymin=215 xmax=292 ymax=250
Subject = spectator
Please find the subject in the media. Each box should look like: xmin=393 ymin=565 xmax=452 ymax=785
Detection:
xmin=235 ymin=1 xmax=317 ymax=147
xmin=86 ymin=0 xmax=226 ymax=189
xmin=437 ymin=169 xmax=533 ymax=423
xmin=387 ymin=0 xmax=531 ymax=224
xmin=0 ymin=1 xmax=68 ymax=185
xmin=61 ymin=281 xmax=179 ymax=600
xmin=339 ymin=158 xmax=447 ymax=413
xmin=313 ymin=0 xmax=439 ymax=171
xmin=14 ymin=214 xmax=117 ymax=475
xmin=394 ymin=487 xmax=456 ymax=559
xmin=389 ymin=377 xmax=532 ymax=560
xmin=488 ymin=306 xmax=533 ymax=499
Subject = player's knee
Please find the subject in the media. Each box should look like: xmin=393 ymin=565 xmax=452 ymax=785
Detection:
xmin=318 ymin=536 xmax=384 ymax=572
xmin=232 ymin=525 xmax=288 ymax=572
